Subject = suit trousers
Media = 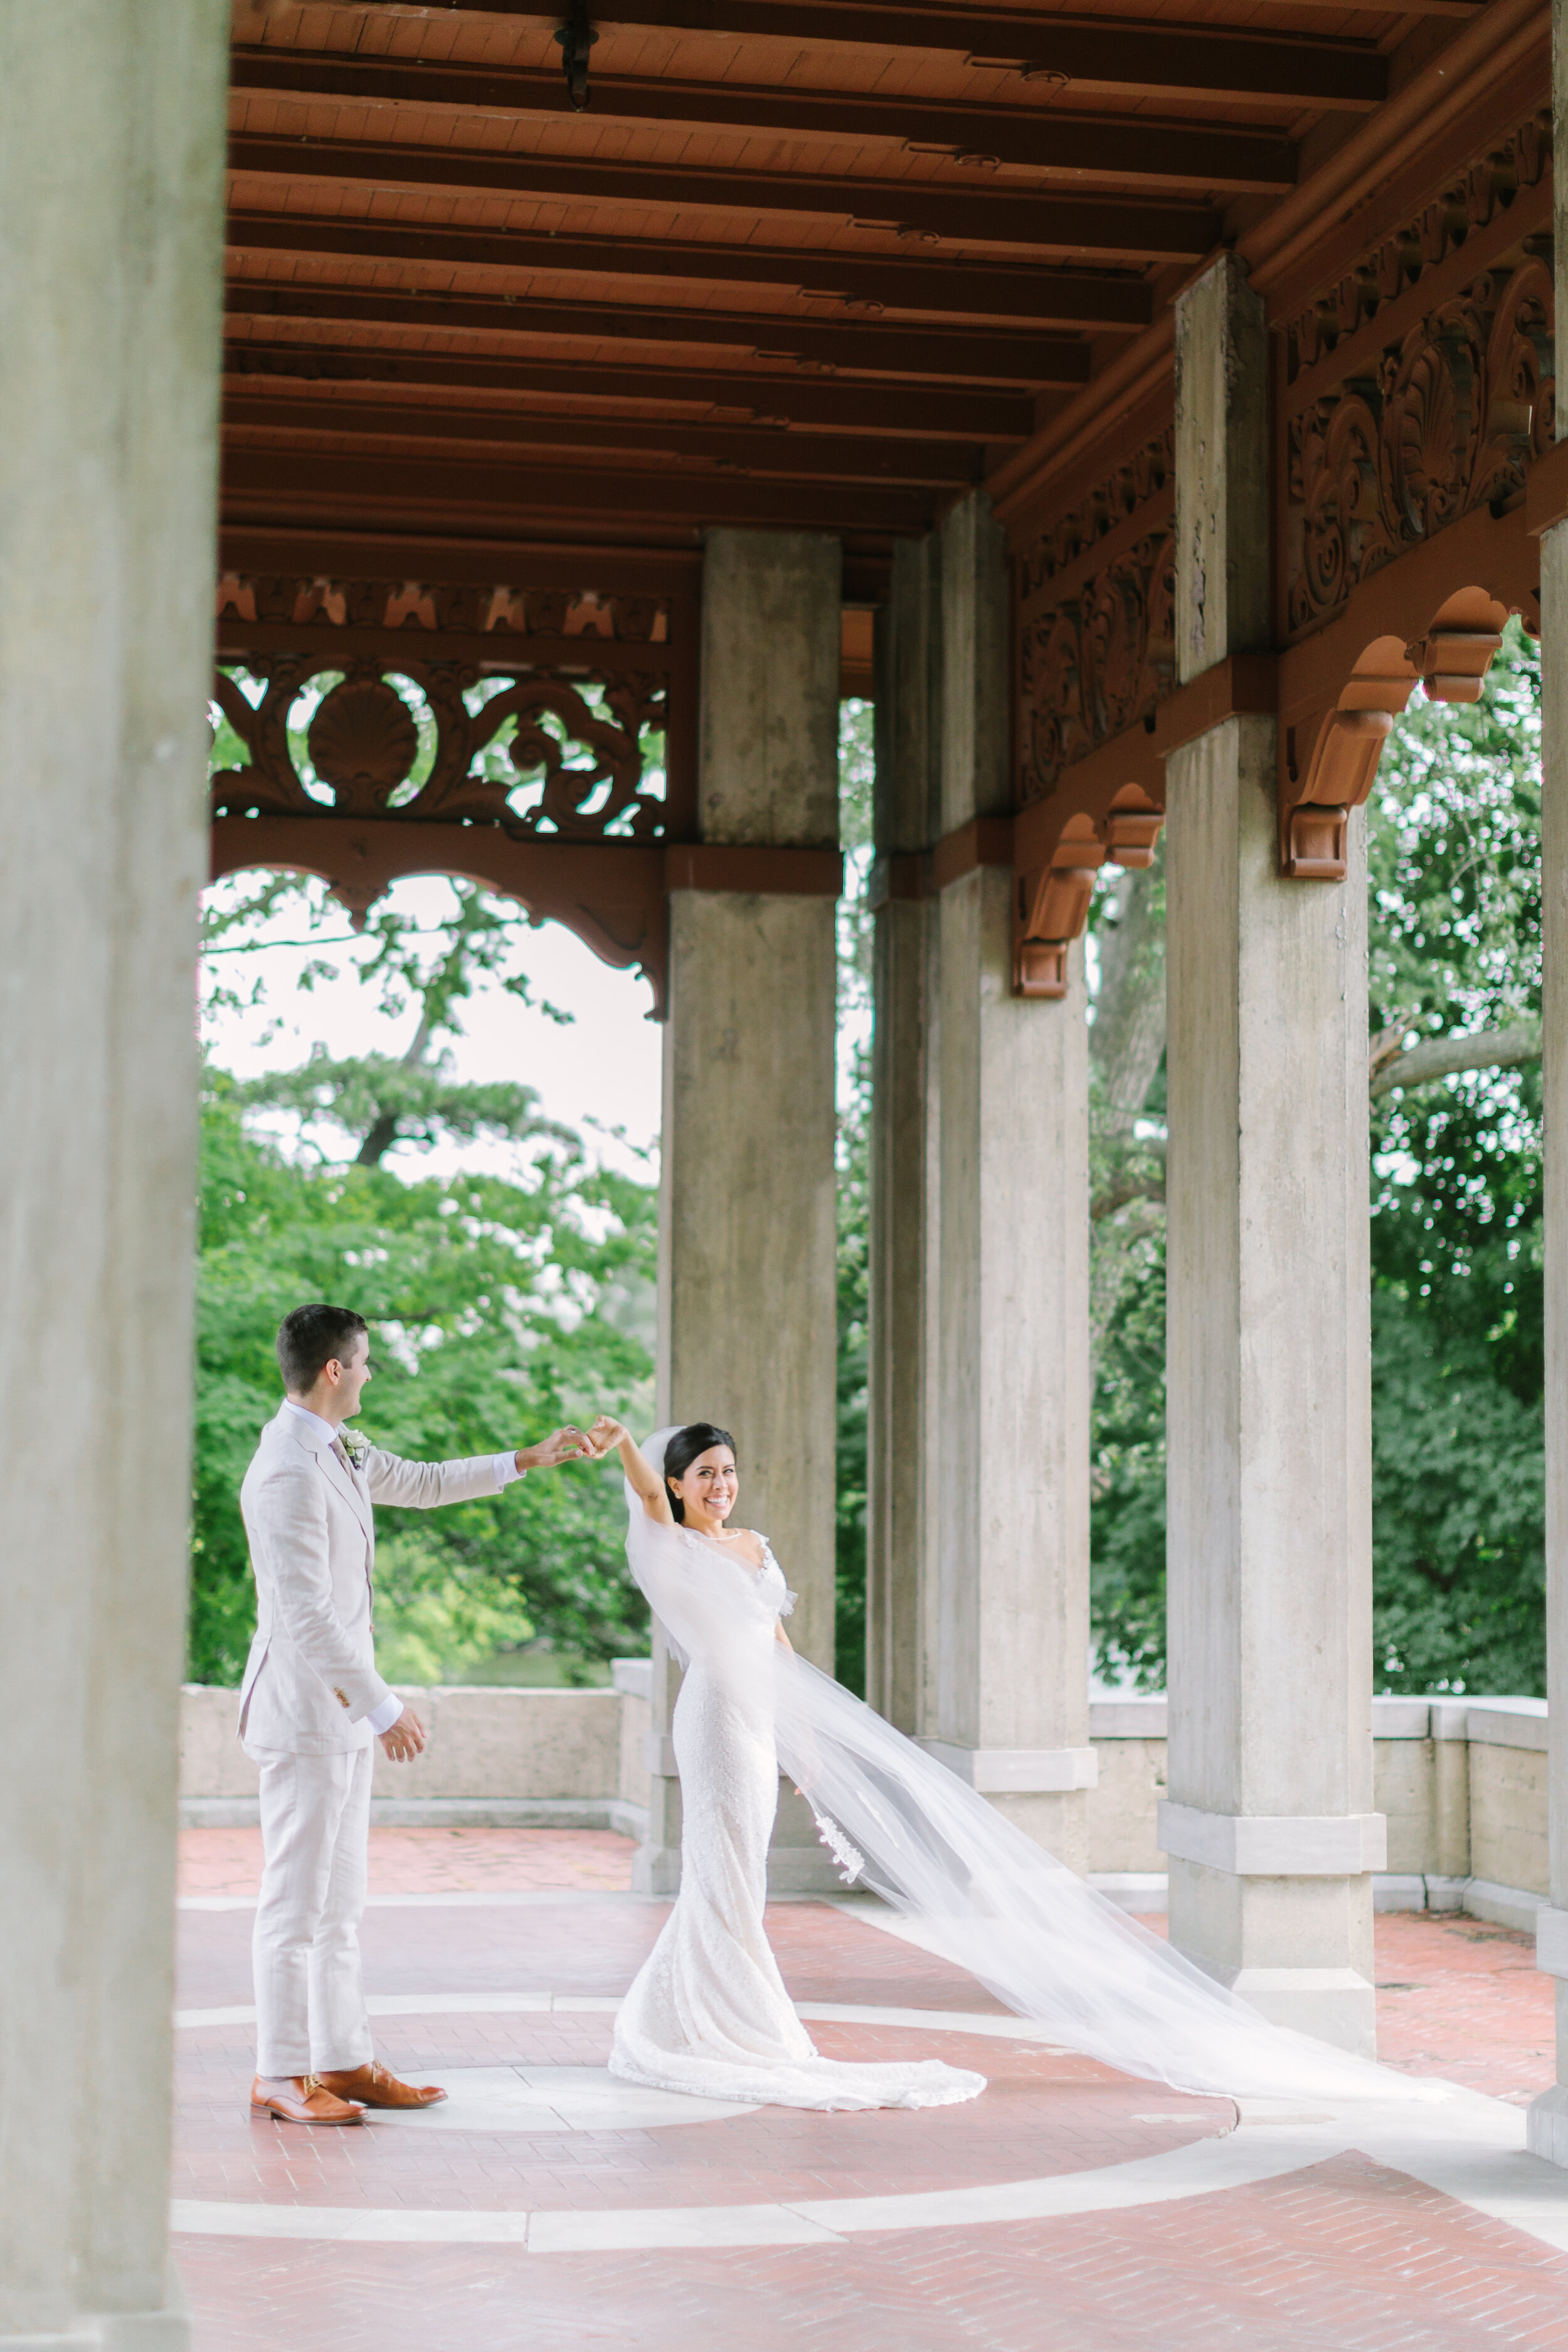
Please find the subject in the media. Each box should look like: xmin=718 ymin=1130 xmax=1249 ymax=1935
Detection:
xmin=252 ymin=1742 xmax=376 ymax=2076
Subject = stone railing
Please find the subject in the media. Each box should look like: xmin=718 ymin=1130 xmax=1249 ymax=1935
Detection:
xmin=180 ymin=1674 xmax=1550 ymax=1926
xmin=180 ymin=1660 xmax=654 ymax=1838
xmin=1085 ymin=1693 xmax=1549 ymax=1929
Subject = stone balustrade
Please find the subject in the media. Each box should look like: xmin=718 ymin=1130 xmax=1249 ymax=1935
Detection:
xmin=180 ymin=1660 xmax=655 ymax=1837
xmin=179 ymin=1673 xmax=1552 ymax=1927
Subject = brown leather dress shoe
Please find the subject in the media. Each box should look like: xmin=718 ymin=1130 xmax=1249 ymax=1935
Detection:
xmin=250 ymin=2073 xmax=365 ymax=2125
xmin=315 ymin=2060 xmax=448 ymax=2109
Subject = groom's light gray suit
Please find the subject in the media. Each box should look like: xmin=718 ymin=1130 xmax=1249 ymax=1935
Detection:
xmin=239 ymin=1404 xmax=517 ymax=2075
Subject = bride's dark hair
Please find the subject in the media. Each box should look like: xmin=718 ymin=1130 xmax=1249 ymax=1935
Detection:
xmin=664 ymin=1422 xmax=736 ymax=1523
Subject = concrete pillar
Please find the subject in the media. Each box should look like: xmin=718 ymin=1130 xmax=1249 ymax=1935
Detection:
xmin=1527 ymin=68 xmax=1568 ymax=2142
xmin=1162 ymin=254 xmax=1381 ymax=2054
xmin=918 ymin=494 xmax=1095 ymax=1867
xmin=0 ymin=5 xmax=226 ymax=2345
xmin=635 ymin=529 xmax=842 ymax=1895
xmin=866 ymin=537 xmax=941 ymax=1732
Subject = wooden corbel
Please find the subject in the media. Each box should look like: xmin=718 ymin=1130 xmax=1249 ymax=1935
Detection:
xmin=1278 ymin=593 xmax=1508 ymax=881
xmin=1280 ymin=704 xmax=1397 ymax=879
xmin=1012 ymin=784 xmax=1163 ymax=999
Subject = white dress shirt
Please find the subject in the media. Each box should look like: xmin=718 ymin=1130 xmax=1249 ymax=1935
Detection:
xmin=280 ymin=1402 xmax=524 ymax=1735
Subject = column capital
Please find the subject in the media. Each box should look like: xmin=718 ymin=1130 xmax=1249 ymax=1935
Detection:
xmin=1158 ymin=1801 xmax=1387 ymax=1877
xmin=919 ymin=1742 xmax=1099 ymax=1794
xmin=1535 ymin=1903 xmax=1568 ymax=1979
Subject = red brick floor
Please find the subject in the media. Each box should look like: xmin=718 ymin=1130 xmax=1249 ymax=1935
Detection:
xmin=178 ymin=1823 xmax=637 ymax=1897
xmin=175 ymin=1830 xmax=1568 ymax=2351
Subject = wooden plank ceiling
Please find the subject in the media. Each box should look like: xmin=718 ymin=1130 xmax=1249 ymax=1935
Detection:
xmin=225 ymin=0 xmax=1480 ymax=564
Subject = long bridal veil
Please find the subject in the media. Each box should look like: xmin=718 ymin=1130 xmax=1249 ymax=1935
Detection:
xmin=625 ymin=1430 xmax=1448 ymax=2107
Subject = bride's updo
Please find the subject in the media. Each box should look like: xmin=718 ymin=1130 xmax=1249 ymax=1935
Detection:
xmin=664 ymin=1422 xmax=736 ymax=1523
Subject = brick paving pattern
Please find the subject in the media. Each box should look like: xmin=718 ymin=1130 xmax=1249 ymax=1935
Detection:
xmin=176 ymin=1828 xmax=1568 ymax=2350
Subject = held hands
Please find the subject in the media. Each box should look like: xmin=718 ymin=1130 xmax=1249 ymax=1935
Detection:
xmin=379 ymin=1707 xmax=426 ymax=1763
xmin=515 ymin=1426 xmax=596 ymax=1471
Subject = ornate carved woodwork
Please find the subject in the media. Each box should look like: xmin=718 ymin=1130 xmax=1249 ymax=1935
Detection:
xmin=1017 ymin=425 xmax=1176 ymax=812
xmin=1009 ymin=423 xmax=1175 ymax=995
xmin=210 ymin=571 xmax=701 ymax=1012
xmin=1280 ymin=117 xmax=1552 ymax=401
xmin=1271 ymin=110 xmax=1554 ymax=881
xmin=1285 ymin=251 xmax=1554 ymax=640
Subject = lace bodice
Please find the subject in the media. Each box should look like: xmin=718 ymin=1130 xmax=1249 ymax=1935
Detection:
xmin=673 ymin=1525 xmax=795 ymax=1619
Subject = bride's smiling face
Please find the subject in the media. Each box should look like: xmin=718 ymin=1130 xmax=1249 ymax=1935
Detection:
xmin=670 ymin=1444 xmax=738 ymax=1523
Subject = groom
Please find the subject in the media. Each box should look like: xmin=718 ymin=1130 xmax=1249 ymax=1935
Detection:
xmin=238 ymin=1301 xmax=591 ymax=2124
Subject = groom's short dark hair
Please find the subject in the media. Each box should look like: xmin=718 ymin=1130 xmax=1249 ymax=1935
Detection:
xmin=277 ymin=1304 xmax=369 ymax=1394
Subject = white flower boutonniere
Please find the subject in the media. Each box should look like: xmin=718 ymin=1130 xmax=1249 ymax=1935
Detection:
xmin=339 ymin=1428 xmax=371 ymax=1471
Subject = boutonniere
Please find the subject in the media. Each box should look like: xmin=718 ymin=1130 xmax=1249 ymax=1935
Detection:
xmin=339 ymin=1428 xmax=370 ymax=1471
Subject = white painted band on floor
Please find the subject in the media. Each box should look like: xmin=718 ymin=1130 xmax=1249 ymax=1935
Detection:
xmin=170 ymin=1985 xmax=1568 ymax=2254
xmin=169 ymin=2099 xmax=1568 ymax=2257
xmin=167 ymin=2132 xmax=1323 ymax=2251
xmin=174 ymin=1993 xmax=1083 ymax=2039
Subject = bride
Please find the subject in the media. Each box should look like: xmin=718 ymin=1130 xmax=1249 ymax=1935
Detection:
xmin=586 ymin=1416 xmax=1448 ymax=2115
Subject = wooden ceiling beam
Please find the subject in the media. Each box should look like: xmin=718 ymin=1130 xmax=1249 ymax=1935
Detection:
xmin=226 ymin=211 xmax=1152 ymax=330
xmin=224 ymin=278 xmax=1089 ymax=386
xmin=351 ymin=1 xmax=1387 ymax=105
xmin=222 ymin=390 xmax=986 ymax=485
xmin=226 ymin=133 xmax=1219 ymax=260
xmin=223 ymin=447 xmax=941 ymax=531
xmin=223 ymin=339 xmax=1035 ymax=437
xmin=230 ymin=45 xmax=1298 ymax=192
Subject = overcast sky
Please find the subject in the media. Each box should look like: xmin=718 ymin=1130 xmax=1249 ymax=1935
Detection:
xmin=201 ymin=872 xmax=664 ymax=1182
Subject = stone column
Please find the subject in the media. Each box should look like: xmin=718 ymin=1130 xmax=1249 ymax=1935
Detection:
xmin=1162 ymin=254 xmax=1382 ymax=2053
xmin=635 ymin=529 xmax=842 ymax=1894
xmin=919 ymin=494 xmax=1095 ymax=1866
xmin=0 ymin=5 xmax=226 ymax=2345
xmin=866 ymin=537 xmax=941 ymax=1732
xmin=1527 ymin=51 xmax=1568 ymax=2144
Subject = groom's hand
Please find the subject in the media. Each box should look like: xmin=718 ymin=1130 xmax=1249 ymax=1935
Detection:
xmin=379 ymin=1708 xmax=426 ymax=1762
xmin=516 ymin=1426 xmax=593 ymax=1471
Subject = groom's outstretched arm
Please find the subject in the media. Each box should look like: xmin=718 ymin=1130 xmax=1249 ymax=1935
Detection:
xmin=363 ymin=1426 xmax=592 ymax=1511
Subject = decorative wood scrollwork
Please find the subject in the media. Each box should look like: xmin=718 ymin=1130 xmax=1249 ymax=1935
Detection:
xmin=1017 ymin=428 xmax=1176 ymax=805
xmin=1288 ymin=101 xmax=1560 ymax=649
xmin=1285 ymin=250 xmax=1554 ymax=640
xmin=215 ymin=575 xmax=670 ymax=647
xmin=1283 ymin=115 xmax=1552 ymax=388
xmin=211 ymin=660 xmax=668 ymax=844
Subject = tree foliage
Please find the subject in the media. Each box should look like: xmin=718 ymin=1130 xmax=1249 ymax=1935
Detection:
xmin=193 ymin=1068 xmax=655 ymax=1685
xmin=1365 ymin=623 xmax=1544 ymax=1692
xmin=834 ymin=700 xmax=875 ymax=1697
xmin=1088 ymin=623 xmax=1547 ymax=1695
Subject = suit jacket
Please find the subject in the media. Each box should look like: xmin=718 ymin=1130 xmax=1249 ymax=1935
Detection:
xmin=237 ymin=1405 xmax=507 ymax=1755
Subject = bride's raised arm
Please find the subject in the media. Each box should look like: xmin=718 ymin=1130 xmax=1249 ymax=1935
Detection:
xmin=586 ymin=1417 xmax=673 ymax=1522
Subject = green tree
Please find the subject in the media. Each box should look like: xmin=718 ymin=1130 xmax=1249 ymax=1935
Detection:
xmin=1365 ymin=623 xmax=1545 ymax=1692
xmin=1086 ymin=623 xmax=1549 ymax=1695
xmin=835 ymin=699 xmax=875 ymax=1695
xmin=193 ymin=1071 xmax=654 ymax=1686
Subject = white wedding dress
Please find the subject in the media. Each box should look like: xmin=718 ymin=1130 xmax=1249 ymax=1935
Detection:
xmin=610 ymin=1530 xmax=983 ymax=2110
xmin=608 ymin=1432 xmax=1450 ymax=2115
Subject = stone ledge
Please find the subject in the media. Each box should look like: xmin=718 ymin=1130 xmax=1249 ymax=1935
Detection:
xmin=179 ymin=1796 xmax=650 ymax=1837
xmin=1466 ymin=1698 xmax=1549 ymax=1752
xmin=1089 ymin=1697 xmax=1168 ymax=1739
xmin=1088 ymin=1872 xmax=1168 ymax=1913
xmin=919 ymin=1740 xmax=1099 ymax=1793
xmin=1463 ymin=1875 xmax=1549 ymax=1934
